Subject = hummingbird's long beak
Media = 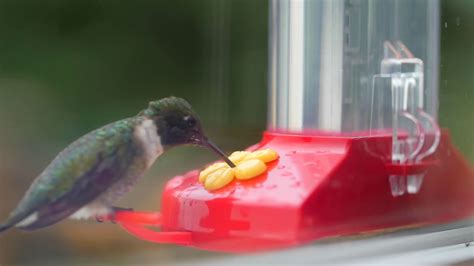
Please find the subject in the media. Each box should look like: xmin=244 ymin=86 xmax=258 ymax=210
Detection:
xmin=202 ymin=139 xmax=236 ymax=168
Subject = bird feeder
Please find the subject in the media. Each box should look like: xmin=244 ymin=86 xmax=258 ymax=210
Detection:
xmin=113 ymin=0 xmax=474 ymax=252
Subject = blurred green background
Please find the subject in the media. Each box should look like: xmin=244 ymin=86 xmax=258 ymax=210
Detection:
xmin=0 ymin=0 xmax=472 ymax=264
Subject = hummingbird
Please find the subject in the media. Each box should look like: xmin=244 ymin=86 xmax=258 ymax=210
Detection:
xmin=0 ymin=97 xmax=235 ymax=233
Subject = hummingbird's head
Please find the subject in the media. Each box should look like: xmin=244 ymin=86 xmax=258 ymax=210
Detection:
xmin=142 ymin=97 xmax=235 ymax=167
xmin=143 ymin=97 xmax=203 ymax=146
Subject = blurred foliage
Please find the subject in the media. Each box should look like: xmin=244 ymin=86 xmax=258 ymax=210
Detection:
xmin=0 ymin=0 xmax=472 ymax=264
xmin=0 ymin=0 xmax=267 ymax=148
xmin=439 ymin=0 xmax=474 ymax=161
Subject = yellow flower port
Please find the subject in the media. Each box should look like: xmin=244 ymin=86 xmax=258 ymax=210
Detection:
xmin=199 ymin=149 xmax=279 ymax=191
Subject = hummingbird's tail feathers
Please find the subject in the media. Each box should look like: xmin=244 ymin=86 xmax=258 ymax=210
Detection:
xmin=18 ymin=208 xmax=76 ymax=231
xmin=0 ymin=203 xmax=79 ymax=232
xmin=0 ymin=209 xmax=35 ymax=234
xmin=0 ymin=222 xmax=13 ymax=234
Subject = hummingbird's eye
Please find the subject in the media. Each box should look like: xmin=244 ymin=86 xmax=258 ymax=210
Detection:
xmin=183 ymin=115 xmax=196 ymax=127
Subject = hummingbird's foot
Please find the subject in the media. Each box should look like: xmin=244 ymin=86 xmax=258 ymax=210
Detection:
xmin=95 ymin=215 xmax=107 ymax=223
xmin=93 ymin=208 xmax=129 ymax=223
xmin=109 ymin=207 xmax=134 ymax=224
xmin=94 ymin=207 xmax=134 ymax=224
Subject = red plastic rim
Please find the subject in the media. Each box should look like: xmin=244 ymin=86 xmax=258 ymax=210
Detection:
xmin=112 ymin=210 xmax=192 ymax=245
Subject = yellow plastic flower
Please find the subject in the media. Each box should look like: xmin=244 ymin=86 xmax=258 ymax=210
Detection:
xmin=200 ymin=148 xmax=279 ymax=191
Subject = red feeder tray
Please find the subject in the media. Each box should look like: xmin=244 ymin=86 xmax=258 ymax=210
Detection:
xmin=113 ymin=131 xmax=474 ymax=253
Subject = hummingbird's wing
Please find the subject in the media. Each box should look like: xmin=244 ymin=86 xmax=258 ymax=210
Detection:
xmin=0 ymin=118 xmax=143 ymax=231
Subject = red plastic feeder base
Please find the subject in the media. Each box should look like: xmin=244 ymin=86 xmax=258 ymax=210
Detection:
xmin=115 ymin=131 xmax=474 ymax=253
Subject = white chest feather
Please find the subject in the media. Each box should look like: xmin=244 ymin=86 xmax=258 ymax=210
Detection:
xmin=133 ymin=119 xmax=163 ymax=168
xmin=69 ymin=203 xmax=110 ymax=220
